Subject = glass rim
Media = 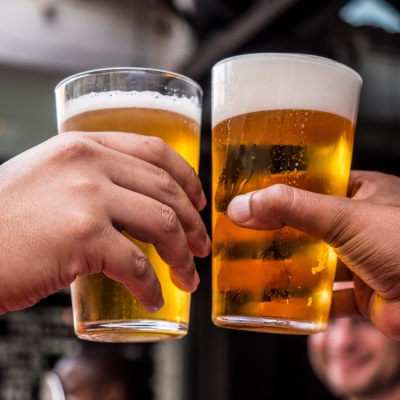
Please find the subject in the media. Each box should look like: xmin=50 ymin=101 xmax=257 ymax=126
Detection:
xmin=213 ymin=53 xmax=362 ymax=84
xmin=55 ymin=67 xmax=203 ymax=95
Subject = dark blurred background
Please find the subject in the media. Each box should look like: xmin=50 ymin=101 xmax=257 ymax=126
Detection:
xmin=0 ymin=0 xmax=399 ymax=399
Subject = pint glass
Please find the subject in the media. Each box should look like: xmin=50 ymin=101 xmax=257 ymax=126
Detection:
xmin=55 ymin=68 xmax=202 ymax=342
xmin=211 ymin=54 xmax=362 ymax=334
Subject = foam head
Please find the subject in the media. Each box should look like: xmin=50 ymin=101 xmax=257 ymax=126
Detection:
xmin=57 ymin=90 xmax=202 ymax=129
xmin=212 ymin=53 xmax=362 ymax=127
xmin=55 ymin=68 xmax=203 ymax=130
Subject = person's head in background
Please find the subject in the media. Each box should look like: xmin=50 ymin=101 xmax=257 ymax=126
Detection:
xmin=307 ymin=282 xmax=400 ymax=400
xmin=53 ymin=346 xmax=148 ymax=400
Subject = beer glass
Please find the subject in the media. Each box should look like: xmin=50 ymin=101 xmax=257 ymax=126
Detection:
xmin=55 ymin=68 xmax=202 ymax=342
xmin=211 ymin=54 xmax=362 ymax=334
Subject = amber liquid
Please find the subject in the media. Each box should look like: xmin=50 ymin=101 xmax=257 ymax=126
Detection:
xmin=61 ymin=106 xmax=200 ymax=342
xmin=212 ymin=109 xmax=354 ymax=334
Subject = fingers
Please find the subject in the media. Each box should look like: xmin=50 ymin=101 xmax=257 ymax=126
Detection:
xmin=348 ymin=170 xmax=400 ymax=205
xmin=330 ymin=288 xmax=362 ymax=318
xmin=67 ymin=131 xmax=207 ymax=211
xmin=329 ymin=278 xmax=372 ymax=319
xmin=107 ymin=186 xmax=200 ymax=293
xmin=334 ymin=260 xmax=353 ymax=281
xmin=58 ymin=132 xmax=211 ymax=259
xmin=102 ymin=150 xmax=210 ymax=258
xmin=330 ymin=286 xmax=400 ymax=341
xmin=100 ymin=229 xmax=164 ymax=313
xmin=370 ymin=295 xmax=400 ymax=341
xmin=50 ymin=132 xmax=209 ymax=294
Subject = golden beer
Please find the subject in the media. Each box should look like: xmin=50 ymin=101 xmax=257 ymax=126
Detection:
xmin=211 ymin=54 xmax=362 ymax=334
xmin=55 ymin=69 xmax=202 ymax=342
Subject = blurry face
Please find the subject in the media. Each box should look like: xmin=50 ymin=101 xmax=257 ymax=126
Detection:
xmin=308 ymin=318 xmax=400 ymax=398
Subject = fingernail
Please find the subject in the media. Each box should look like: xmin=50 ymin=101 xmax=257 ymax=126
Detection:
xmin=158 ymin=296 xmax=164 ymax=310
xmin=148 ymin=298 xmax=164 ymax=314
xmin=204 ymin=234 xmax=211 ymax=254
xmin=199 ymin=190 xmax=207 ymax=210
xmin=193 ymin=270 xmax=200 ymax=288
xmin=228 ymin=193 xmax=252 ymax=223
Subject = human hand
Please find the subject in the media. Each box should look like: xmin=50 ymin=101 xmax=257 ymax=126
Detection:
xmin=227 ymin=171 xmax=400 ymax=340
xmin=0 ymin=131 xmax=210 ymax=314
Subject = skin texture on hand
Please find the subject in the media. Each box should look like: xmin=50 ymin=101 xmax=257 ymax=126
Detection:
xmin=0 ymin=131 xmax=211 ymax=314
xmin=227 ymin=171 xmax=400 ymax=340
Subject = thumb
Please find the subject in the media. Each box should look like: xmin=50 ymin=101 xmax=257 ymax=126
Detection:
xmin=227 ymin=184 xmax=365 ymax=247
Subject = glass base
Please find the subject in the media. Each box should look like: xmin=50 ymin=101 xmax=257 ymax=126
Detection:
xmin=213 ymin=315 xmax=326 ymax=335
xmin=74 ymin=319 xmax=188 ymax=343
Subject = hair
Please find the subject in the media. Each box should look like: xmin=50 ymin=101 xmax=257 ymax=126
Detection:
xmin=58 ymin=343 xmax=152 ymax=400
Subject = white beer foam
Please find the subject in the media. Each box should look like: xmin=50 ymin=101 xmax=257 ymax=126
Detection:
xmin=58 ymin=90 xmax=202 ymax=128
xmin=212 ymin=54 xmax=362 ymax=127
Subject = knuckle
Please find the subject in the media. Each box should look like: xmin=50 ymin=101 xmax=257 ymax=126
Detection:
xmin=71 ymin=177 xmax=103 ymax=197
xmin=70 ymin=211 xmax=102 ymax=241
xmin=52 ymin=137 xmax=98 ymax=164
xmin=261 ymin=184 xmax=296 ymax=214
xmin=145 ymin=136 xmax=170 ymax=160
xmin=157 ymin=169 xmax=180 ymax=197
xmin=159 ymin=205 xmax=180 ymax=234
xmin=270 ymin=184 xmax=295 ymax=200
xmin=132 ymin=253 xmax=152 ymax=281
